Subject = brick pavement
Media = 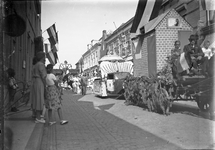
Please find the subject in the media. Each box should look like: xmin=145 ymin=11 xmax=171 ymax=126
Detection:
xmin=40 ymin=91 xmax=182 ymax=150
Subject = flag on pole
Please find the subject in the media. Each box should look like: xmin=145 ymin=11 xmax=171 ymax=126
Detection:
xmin=130 ymin=0 xmax=162 ymax=37
xmin=48 ymin=36 xmax=57 ymax=45
xmin=44 ymin=43 xmax=58 ymax=65
xmin=176 ymin=52 xmax=190 ymax=73
xmin=51 ymin=43 xmax=59 ymax=53
xmin=47 ymin=24 xmax=58 ymax=45
xmin=47 ymin=24 xmax=56 ymax=38
xmin=46 ymin=51 xmax=56 ymax=65
xmin=201 ymin=0 xmax=215 ymax=10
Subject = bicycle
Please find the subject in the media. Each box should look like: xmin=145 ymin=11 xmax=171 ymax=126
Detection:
xmin=4 ymin=80 xmax=31 ymax=116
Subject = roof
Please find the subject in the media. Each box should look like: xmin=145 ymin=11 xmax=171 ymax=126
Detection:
xmin=105 ymin=17 xmax=134 ymax=41
xmin=99 ymin=61 xmax=133 ymax=77
xmin=140 ymin=9 xmax=171 ymax=34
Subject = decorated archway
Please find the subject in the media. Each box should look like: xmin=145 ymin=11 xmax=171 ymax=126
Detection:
xmin=59 ymin=60 xmax=72 ymax=75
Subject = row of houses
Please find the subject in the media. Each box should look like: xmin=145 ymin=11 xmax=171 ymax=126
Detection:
xmin=75 ymin=0 xmax=214 ymax=78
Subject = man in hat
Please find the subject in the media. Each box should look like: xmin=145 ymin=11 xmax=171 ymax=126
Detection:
xmin=183 ymin=34 xmax=205 ymax=75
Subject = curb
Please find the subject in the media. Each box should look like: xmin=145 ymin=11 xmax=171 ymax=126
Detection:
xmin=25 ymin=123 xmax=44 ymax=150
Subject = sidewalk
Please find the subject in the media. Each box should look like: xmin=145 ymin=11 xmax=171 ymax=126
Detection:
xmin=4 ymin=104 xmax=44 ymax=150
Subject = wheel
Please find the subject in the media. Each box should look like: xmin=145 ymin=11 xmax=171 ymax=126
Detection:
xmin=196 ymin=96 xmax=210 ymax=111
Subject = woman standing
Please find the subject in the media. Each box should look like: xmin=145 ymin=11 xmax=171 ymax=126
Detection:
xmin=30 ymin=51 xmax=47 ymax=123
xmin=45 ymin=64 xmax=68 ymax=125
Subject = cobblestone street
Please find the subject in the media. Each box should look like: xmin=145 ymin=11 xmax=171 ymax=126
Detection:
xmin=40 ymin=91 xmax=182 ymax=150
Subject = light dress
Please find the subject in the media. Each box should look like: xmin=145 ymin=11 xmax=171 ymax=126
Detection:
xmin=45 ymin=73 xmax=61 ymax=110
xmin=30 ymin=62 xmax=47 ymax=111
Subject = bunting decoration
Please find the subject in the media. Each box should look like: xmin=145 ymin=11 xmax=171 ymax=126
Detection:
xmin=130 ymin=0 xmax=162 ymax=55
xmin=130 ymin=0 xmax=162 ymax=36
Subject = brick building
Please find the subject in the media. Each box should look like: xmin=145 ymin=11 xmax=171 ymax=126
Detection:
xmin=104 ymin=18 xmax=134 ymax=61
xmin=133 ymin=9 xmax=193 ymax=77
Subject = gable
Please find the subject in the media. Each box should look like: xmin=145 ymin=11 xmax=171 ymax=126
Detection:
xmin=144 ymin=9 xmax=192 ymax=34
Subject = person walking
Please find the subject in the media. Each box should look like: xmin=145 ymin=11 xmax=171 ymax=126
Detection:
xmin=30 ymin=51 xmax=47 ymax=123
xmin=45 ymin=64 xmax=68 ymax=125
xmin=80 ymin=74 xmax=88 ymax=95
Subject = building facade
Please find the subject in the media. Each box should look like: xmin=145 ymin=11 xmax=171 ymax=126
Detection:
xmin=3 ymin=0 xmax=42 ymax=84
xmin=82 ymin=41 xmax=101 ymax=77
xmin=76 ymin=0 xmax=214 ymax=78
xmin=104 ymin=18 xmax=134 ymax=61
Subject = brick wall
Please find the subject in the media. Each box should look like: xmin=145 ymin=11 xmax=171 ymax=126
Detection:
xmin=134 ymin=39 xmax=148 ymax=77
xmin=156 ymin=9 xmax=192 ymax=71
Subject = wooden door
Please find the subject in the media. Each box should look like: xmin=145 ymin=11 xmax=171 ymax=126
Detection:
xmin=147 ymin=35 xmax=157 ymax=77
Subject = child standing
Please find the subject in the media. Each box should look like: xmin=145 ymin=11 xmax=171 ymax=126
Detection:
xmin=45 ymin=64 xmax=68 ymax=125
xmin=7 ymin=68 xmax=19 ymax=112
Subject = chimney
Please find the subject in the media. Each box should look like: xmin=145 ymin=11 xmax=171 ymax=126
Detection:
xmin=102 ymin=30 xmax=107 ymax=40
xmin=100 ymin=30 xmax=107 ymax=57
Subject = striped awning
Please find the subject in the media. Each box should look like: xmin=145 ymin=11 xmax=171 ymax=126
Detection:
xmin=100 ymin=61 xmax=133 ymax=77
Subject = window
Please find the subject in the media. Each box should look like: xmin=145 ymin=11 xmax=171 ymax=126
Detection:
xmin=107 ymin=73 xmax=114 ymax=79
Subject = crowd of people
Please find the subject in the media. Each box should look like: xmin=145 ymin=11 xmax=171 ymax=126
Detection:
xmin=169 ymin=34 xmax=214 ymax=79
xmin=30 ymin=51 xmax=69 ymax=125
xmin=62 ymin=73 xmax=89 ymax=95
xmin=5 ymin=51 xmax=69 ymax=125
xmin=5 ymin=50 xmax=91 ymax=123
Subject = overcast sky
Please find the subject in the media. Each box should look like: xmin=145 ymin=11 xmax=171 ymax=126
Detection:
xmin=41 ymin=0 xmax=138 ymax=68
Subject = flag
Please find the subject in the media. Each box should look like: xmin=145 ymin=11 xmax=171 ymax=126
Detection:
xmin=51 ymin=43 xmax=59 ymax=53
xmin=46 ymin=51 xmax=56 ymax=65
xmin=53 ymin=51 xmax=58 ymax=63
xmin=201 ymin=0 xmax=215 ymax=10
xmin=176 ymin=52 xmax=189 ymax=73
xmin=48 ymin=36 xmax=57 ymax=45
xmin=44 ymin=43 xmax=58 ymax=65
xmin=47 ymin=24 xmax=56 ymax=38
xmin=132 ymin=35 xmax=144 ymax=54
xmin=47 ymin=24 xmax=58 ymax=45
xmin=130 ymin=0 xmax=162 ymax=54
xmin=130 ymin=0 xmax=162 ymax=36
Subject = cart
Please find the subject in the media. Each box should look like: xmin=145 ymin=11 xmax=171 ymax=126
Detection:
xmin=167 ymin=56 xmax=215 ymax=118
xmin=93 ymin=60 xmax=133 ymax=97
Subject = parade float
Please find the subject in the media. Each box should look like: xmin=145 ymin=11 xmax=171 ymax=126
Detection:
xmin=93 ymin=55 xmax=133 ymax=97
